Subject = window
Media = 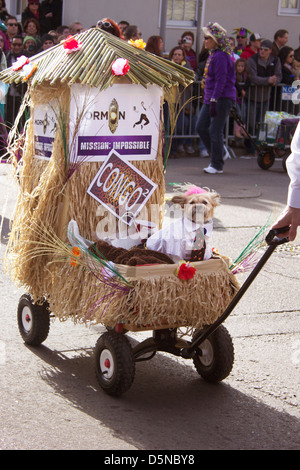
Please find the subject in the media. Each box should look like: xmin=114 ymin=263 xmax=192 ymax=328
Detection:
xmin=5 ymin=0 xmax=25 ymax=18
xmin=278 ymin=0 xmax=300 ymax=15
xmin=16 ymin=0 xmax=22 ymax=15
xmin=166 ymin=0 xmax=198 ymax=27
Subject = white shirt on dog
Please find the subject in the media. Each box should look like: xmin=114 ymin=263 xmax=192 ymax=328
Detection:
xmin=146 ymin=215 xmax=213 ymax=263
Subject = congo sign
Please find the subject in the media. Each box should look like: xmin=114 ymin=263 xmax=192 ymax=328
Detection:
xmin=87 ymin=150 xmax=157 ymax=225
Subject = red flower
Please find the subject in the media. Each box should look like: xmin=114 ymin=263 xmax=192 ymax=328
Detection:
xmin=63 ymin=35 xmax=82 ymax=53
xmin=176 ymin=261 xmax=196 ymax=280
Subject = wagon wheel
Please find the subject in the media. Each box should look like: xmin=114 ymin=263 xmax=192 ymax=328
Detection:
xmin=273 ymin=148 xmax=289 ymax=173
xmin=95 ymin=330 xmax=135 ymax=396
xmin=257 ymin=149 xmax=275 ymax=170
xmin=17 ymin=294 xmax=50 ymax=346
xmin=192 ymin=325 xmax=234 ymax=383
xmin=281 ymin=152 xmax=289 ymax=173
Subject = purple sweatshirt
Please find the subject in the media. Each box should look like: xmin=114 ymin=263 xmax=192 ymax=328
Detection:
xmin=204 ymin=49 xmax=236 ymax=104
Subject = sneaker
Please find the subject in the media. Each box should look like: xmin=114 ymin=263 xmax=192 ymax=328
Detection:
xmin=186 ymin=145 xmax=195 ymax=154
xmin=223 ymin=147 xmax=231 ymax=161
xmin=203 ymin=165 xmax=223 ymax=174
xmin=177 ymin=144 xmax=185 ymax=153
xmin=200 ymin=149 xmax=209 ymax=158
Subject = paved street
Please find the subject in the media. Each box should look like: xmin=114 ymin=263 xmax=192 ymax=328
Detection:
xmin=0 ymin=153 xmax=299 ymax=450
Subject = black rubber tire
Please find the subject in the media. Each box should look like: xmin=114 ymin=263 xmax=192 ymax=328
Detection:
xmin=273 ymin=148 xmax=289 ymax=173
xmin=257 ymin=150 xmax=275 ymax=170
xmin=192 ymin=325 xmax=234 ymax=383
xmin=281 ymin=153 xmax=289 ymax=173
xmin=17 ymin=294 xmax=50 ymax=346
xmin=95 ymin=331 xmax=135 ymax=396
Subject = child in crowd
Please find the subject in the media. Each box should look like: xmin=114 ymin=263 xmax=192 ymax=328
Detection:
xmin=234 ymin=58 xmax=251 ymax=139
xmin=168 ymin=46 xmax=205 ymax=156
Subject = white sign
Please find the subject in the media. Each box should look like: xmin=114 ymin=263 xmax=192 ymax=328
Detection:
xmin=282 ymin=86 xmax=296 ymax=101
xmin=33 ymin=100 xmax=58 ymax=160
xmin=282 ymin=81 xmax=300 ymax=103
xmin=69 ymin=83 xmax=162 ymax=162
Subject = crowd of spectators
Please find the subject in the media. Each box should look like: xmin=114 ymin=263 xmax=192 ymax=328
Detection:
xmin=0 ymin=0 xmax=66 ymax=137
xmin=0 ymin=0 xmax=299 ymax=159
xmin=133 ymin=23 xmax=299 ymax=158
xmin=171 ymin=26 xmax=300 ymax=157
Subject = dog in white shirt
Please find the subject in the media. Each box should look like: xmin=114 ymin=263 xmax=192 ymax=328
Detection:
xmin=146 ymin=186 xmax=220 ymax=262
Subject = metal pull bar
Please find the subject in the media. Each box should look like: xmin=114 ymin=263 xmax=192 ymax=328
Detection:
xmin=265 ymin=226 xmax=290 ymax=246
xmin=181 ymin=227 xmax=290 ymax=357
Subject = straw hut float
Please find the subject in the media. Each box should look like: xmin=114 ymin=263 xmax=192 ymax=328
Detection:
xmin=1 ymin=28 xmax=239 ymax=329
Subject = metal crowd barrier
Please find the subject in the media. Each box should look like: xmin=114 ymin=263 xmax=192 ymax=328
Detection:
xmin=168 ymin=81 xmax=300 ymax=145
xmin=2 ymin=82 xmax=299 ymax=148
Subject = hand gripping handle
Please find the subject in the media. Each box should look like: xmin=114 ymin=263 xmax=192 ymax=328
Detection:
xmin=265 ymin=226 xmax=290 ymax=246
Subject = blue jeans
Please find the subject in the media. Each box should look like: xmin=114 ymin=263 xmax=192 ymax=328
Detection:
xmin=176 ymin=110 xmax=196 ymax=146
xmin=196 ymin=98 xmax=234 ymax=170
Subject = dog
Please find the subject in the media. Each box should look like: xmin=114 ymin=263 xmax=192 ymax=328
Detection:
xmin=146 ymin=186 xmax=220 ymax=262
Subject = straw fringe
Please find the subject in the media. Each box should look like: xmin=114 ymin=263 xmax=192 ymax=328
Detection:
xmin=40 ymin=258 xmax=239 ymax=330
xmin=4 ymin=85 xmax=70 ymax=295
xmin=1 ymin=30 xmax=200 ymax=325
xmin=4 ymin=80 xmax=166 ymax=298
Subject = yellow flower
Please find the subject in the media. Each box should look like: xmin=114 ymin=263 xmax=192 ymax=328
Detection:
xmin=128 ymin=39 xmax=146 ymax=49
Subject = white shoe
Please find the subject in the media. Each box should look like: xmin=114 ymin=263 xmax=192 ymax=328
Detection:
xmin=177 ymin=144 xmax=185 ymax=153
xmin=203 ymin=165 xmax=223 ymax=174
xmin=223 ymin=146 xmax=231 ymax=160
xmin=186 ymin=145 xmax=195 ymax=154
xmin=200 ymin=149 xmax=209 ymax=158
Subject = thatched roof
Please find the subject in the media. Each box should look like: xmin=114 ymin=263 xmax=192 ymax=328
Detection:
xmin=0 ymin=28 xmax=195 ymax=90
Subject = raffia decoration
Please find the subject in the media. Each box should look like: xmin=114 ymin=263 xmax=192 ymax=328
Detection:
xmin=4 ymin=86 xmax=166 ymax=301
xmin=6 ymin=208 xmax=240 ymax=330
xmin=2 ymin=27 xmax=197 ymax=317
xmin=42 ymin=256 xmax=240 ymax=330
xmin=4 ymin=84 xmax=70 ymax=296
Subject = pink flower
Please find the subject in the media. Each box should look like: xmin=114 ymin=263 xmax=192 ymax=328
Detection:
xmin=185 ymin=186 xmax=207 ymax=196
xmin=111 ymin=58 xmax=130 ymax=76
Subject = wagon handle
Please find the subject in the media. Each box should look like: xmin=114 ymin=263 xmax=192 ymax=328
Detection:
xmin=265 ymin=226 xmax=290 ymax=246
xmin=181 ymin=225 xmax=290 ymax=358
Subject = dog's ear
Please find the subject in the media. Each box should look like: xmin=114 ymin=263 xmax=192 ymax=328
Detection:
xmin=171 ymin=195 xmax=187 ymax=208
xmin=210 ymin=192 xmax=220 ymax=207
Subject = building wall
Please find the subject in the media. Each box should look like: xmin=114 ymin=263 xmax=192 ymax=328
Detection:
xmin=203 ymin=0 xmax=300 ymax=50
xmin=62 ymin=0 xmax=162 ymax=37
xmin=62 ymin=0 xmax=198 ymax=56
xmin=63 ymin=0 xmax=299 ymax=55
xmin=6 ymin=0 xmax=298 ymax=54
